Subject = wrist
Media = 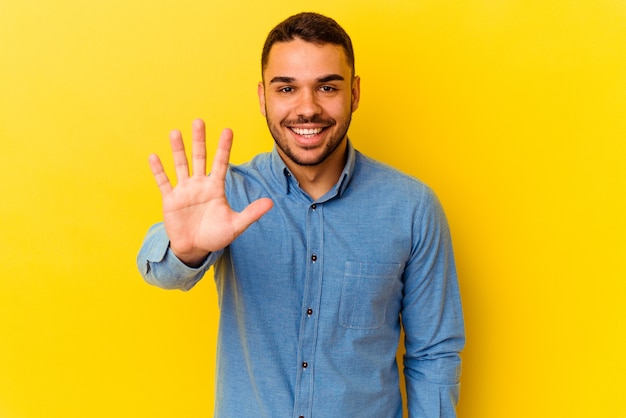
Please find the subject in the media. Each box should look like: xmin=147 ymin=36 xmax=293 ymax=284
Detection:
xmin=169 ymin=245 xmax=209 ymax=268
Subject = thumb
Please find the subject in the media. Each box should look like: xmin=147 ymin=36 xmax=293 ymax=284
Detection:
xmin=233 ymin=198 xmax=274 ymax=236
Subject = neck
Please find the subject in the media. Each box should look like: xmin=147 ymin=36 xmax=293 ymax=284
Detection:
xmin=282 ymin=141 xmax=348 ymax=200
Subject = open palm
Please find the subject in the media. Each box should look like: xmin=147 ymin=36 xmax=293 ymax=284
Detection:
xmin=149 ymin=119 xmax=273 ymax=266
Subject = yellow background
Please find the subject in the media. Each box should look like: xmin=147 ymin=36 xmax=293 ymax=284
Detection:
xmin=1 ymin=0 xmax=625 ymax=417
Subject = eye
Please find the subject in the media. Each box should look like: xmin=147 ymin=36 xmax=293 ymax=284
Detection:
xmin=278 ymin=86 xmax=294 ymax=93
xmin=319 ymin=85 xmax=336 ymax=92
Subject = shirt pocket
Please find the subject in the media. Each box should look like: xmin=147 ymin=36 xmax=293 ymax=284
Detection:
xmin=339 ymin=261 xmax=403 ymax=330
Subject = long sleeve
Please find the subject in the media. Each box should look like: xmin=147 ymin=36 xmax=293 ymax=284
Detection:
xmin=136 ymin=222 xmax=220 ymax=291
xmin=401 ymin=189 xmax=465 ymax=417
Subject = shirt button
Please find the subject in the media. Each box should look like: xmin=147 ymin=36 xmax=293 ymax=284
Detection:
xmin=311 ymin=254 xmax=317 ymax=262
xmin=311 ymin=203 xmax=317 ymax=210
xmin=302 ymin=361 xmax=308 ymax=369
xmin=299 ymin=416 xmax=305 ymax=418
xmin=307 ymin=308 xmax=313 ymax=316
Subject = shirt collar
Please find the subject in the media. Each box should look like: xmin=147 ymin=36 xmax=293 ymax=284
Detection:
xmin=269 ymin=139 xmax=357 ymax=200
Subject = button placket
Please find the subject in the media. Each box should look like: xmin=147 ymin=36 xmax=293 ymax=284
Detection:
xmin=293 ymin=202 xmax=323 ymax=418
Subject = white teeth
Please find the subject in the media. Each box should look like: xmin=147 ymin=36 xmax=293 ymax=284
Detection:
xmin=291 ymin=127 xmax=323 ymax=136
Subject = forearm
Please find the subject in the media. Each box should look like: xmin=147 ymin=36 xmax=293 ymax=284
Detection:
xmin=136 ymin=223 xmax=217 ymax=291
xmin=402 ymin=279 xmax=465 ymax=417
xmin=404 ymin=351 xmax=462 ymax=417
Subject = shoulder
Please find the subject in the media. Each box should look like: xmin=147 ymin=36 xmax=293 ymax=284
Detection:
xmin=353 ymin=150 xmax=435 ymax=201
xmin=350 ymin=151 xmax=450 ymax=242
xmin=228 ymin=152 xmax=273 ymax=176
xmin=224 ymin=152 xmax=275 ymax=188
xmin=222 ymin=152 xmax=279 ymax=208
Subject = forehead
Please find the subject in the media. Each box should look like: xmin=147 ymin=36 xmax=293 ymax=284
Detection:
xmin=263 ymin=39 xmax=351 ymax=80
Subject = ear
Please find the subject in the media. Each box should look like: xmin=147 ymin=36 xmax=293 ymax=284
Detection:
xmin=351 ymin=76 xmax=361 ymax=112
xmin=257 ymin=82 xmax=267 ymax=117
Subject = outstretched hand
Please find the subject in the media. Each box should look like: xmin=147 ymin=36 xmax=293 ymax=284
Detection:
xmin=149 ymin=119 xmax=273 ymax=266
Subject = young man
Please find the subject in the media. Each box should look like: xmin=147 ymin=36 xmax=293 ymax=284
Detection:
xmin=138 ymin=12 xmax=465 ymax=418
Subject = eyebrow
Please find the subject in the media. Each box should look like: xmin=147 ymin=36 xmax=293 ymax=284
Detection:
xmin=269 ymin=76 xmax=296 ymax=84
xmin=269 ymin=74 xmax=346 ymax=84
xmin=318 ymin=74 xmax=345 ymax=83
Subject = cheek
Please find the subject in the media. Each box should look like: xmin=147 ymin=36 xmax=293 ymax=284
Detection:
xmin=326 ymin=98 xmax=353 ymax=117
xmin=265 ymin=100 xmax=292 ymax=120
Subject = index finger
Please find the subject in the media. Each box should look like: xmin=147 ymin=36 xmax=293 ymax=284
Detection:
xmin=209 ymin=128 xmax=234 ymax=182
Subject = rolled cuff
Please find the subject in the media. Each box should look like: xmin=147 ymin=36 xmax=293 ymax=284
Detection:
xmin=136 ymin=223 xmax=217 ymax=291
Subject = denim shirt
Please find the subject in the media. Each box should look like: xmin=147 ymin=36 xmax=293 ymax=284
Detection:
xmin=137 ymin=141 xmax=465 ymax=418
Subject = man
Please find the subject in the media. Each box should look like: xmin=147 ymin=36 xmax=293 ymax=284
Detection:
xmin=138 ymin=12 xmax=465 ymax=417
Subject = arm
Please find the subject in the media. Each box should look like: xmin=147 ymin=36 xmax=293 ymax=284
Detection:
xmin=402 ymin=189 xmax=465 ymax=417
xmin=136 ymin=119 xmax=273 ymax=288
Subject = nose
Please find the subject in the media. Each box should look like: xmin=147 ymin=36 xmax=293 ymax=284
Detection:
xmin=296 ymin=89 xmax=322 ymax=118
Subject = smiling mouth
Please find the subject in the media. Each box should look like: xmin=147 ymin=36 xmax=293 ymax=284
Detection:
xmin=290 ymin=127 xmax=324 ymax=138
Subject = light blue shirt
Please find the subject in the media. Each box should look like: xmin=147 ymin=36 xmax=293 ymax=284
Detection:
xmin=137 ymin=141 xmax=465 ymax=417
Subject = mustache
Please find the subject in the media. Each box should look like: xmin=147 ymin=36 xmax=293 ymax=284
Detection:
xmin=281 ymin=116 xmax=336 ymax=126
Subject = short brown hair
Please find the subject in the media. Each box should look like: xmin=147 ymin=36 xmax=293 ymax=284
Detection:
xmin=261 ymin=12 xmax=355 ymax=78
